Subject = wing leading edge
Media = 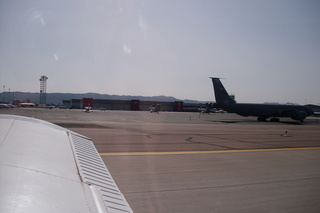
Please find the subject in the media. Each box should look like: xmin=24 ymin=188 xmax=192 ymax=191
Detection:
xmin=0 ymin=114 xmax=133 ymax=213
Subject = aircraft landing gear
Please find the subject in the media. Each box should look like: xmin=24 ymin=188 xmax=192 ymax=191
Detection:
xmin=270 ymin=117 xmax=280 ymax=122
xmin=257 ymin=117 xmax=266 ymax=122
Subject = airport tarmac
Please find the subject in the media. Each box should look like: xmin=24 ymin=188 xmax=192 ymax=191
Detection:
xmin=1 ymin=108 xmax=320 ymax=212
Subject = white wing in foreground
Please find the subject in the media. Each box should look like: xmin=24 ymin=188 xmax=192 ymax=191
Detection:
xmin=0 ymin=114 xmax=133 ymax=213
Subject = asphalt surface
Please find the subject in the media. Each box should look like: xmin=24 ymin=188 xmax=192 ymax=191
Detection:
xmin=1 ymin=108 xmax=320 ymax=212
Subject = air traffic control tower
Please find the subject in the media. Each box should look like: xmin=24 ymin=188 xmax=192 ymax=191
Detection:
xmin=39 ymin=75 xmax=48 ymax=106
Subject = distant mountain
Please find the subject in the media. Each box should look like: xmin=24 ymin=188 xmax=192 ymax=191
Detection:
xmin=1 ymin=92 xmax=209 ymax=105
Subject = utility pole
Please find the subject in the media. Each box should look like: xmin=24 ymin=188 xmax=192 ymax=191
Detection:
xmin=2 ymin=85 xmax=5 ymax=103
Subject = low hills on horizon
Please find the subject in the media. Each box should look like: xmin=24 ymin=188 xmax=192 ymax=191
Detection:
xmin=0 ymin=91 xmax=210 ymax=105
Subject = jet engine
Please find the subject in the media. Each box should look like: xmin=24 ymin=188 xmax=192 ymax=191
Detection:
xmin=291 ymin=110 xmax=307 ymax=121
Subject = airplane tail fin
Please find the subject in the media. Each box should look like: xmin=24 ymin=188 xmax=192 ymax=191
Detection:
xmin=210 ymin=77 xmax=236 ymax=106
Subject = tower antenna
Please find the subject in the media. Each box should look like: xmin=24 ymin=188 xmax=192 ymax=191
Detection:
xmin=39 ymin=75 xmax=48 ymax=106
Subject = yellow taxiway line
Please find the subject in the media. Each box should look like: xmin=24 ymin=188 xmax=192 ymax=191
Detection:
xmin=100 ymin=147 xmax=320 ymax=156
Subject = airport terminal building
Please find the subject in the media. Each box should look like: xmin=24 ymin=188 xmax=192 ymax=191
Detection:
xmin=62 ymin=98 xmax=202 ymax=112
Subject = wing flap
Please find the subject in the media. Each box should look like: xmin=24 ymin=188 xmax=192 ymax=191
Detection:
xmin=70 ymin=133 xmax=133 ymax=213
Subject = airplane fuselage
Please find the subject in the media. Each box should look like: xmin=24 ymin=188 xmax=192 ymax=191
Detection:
xmin=224 ymin=103 xmax=313 ymax=121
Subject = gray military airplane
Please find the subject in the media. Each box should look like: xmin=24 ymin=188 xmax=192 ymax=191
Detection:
xmin=210 ymin=77 xmax=313 ymax=122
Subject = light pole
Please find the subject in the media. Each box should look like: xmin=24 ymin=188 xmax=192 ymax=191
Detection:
xmin=2 ymin=85 xmax=5 ymax=103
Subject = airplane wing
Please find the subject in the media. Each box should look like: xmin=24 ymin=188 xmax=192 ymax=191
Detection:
xmin=0 ymin=114 xmax=133 ymax=213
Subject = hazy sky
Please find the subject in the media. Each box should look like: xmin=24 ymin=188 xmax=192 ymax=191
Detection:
xmin=1 ymin=0 xmax=319 ymax=104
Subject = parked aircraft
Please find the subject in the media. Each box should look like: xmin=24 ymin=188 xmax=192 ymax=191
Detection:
xmin=0 ymin=104 xmax=9 ymax=109
xmin=149 ymin=104 xmax=161 ymax=113
xmin=82 ymin=106 xmax=92 ymax=112
xmin=0 ymin=104 xmax=14 ymax=109
xmin=210 ymin=77 xmax=313 ymax=122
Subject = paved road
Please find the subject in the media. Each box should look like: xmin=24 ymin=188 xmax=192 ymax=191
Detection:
xmin=1 ymin=108 xmax=320 ymax=212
